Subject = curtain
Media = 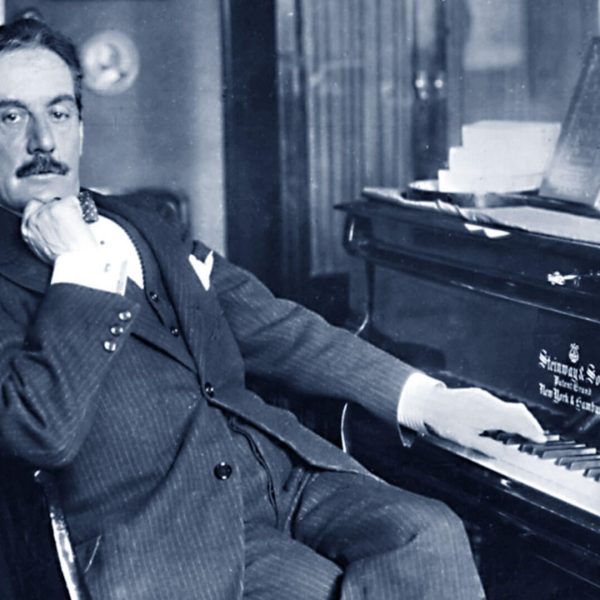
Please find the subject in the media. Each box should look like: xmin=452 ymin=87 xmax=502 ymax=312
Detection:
xmin=280 ymin=0 xmax=415 ymax=276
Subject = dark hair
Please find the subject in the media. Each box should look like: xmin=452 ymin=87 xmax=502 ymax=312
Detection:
xmin=0 ymin=19 xmax=83 ymax=116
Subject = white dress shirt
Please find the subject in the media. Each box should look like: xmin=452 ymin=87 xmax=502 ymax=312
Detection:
xmin=52 ymin=215 xmax=142 ymax=293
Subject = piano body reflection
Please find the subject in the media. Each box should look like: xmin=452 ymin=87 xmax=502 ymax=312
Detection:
xmin=338 ymin=193 xmax=600 ymax=599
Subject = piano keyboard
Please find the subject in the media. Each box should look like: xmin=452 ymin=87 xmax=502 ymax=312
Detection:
xmin=424 ymin=431 xmax=600 ymax=518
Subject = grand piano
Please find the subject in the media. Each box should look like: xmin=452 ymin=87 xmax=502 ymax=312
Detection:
xmin=338 ymin=191 xmax=600 ymax=599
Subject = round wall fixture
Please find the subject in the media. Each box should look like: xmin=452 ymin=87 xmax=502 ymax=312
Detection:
xmin=81 ymin=30 xmax=140 ymax=95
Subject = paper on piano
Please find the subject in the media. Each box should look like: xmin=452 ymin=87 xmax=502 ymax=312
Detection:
xmin=455 ymin=205 xmax=600 ymax=246
xmin=362 ymin=187 xmax=518 ymax=239
xmin=362 ymin=187 xmax=600 ymax=246
xmin=438 ymin=169 xmax=544 ymax=194
xmin=438 ymin=120 xmax=561 ymax=194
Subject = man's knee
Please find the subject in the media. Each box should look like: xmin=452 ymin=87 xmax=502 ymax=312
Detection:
xmin=293 ymin=472 xmax=474 ymax=561
xmin=376 ymin=490 xmax=469 ymax=553
xmin=410 ymin=497 xmax=471 ymax=551
xmin=336 ymin=488 xmax=484 ymax=599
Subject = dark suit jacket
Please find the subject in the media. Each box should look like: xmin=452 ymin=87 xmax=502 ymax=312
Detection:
xmin=0 ymin=191 xmax=416 ymax=599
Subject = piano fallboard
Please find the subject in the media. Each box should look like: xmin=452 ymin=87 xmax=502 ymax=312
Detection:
xmin=338 ymin=197 xmax=600 ymax=596
xmin=339 ymin=197 xmax=600 ymax=426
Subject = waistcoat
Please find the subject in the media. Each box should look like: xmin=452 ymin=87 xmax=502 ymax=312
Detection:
xmin=112 ymin=215 xmax=296 ymax=527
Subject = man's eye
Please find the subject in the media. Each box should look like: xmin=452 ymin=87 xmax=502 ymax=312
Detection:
xmin=1 ymin=112 xmax=22 ymax=124
xmin=50 ymin=109 xmax=70 ymax=122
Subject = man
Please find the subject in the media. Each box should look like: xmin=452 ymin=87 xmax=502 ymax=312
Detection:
xmin=0 ymin=18 xmax=544 ymax=600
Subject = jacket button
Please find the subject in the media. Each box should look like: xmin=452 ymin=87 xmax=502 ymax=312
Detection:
xmin=149 ymin=291 xmax=159 ymax=302
xmin=204 ymin=382 xmax=215 ymax=398
xmin=110 ymin=325 xmax=125 ymax=336
xmin=213 ymin=462 xmax=232 ymax=480
xmin=118 ymin=310 xmax=132 ymax=322
xmin=103 ymin=340 xmax=117 ymax=352
xmin=170 ymin=326 xmax=180 ymax=337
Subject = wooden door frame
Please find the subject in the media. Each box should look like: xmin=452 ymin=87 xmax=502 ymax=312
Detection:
xmin=220 ymin=0 xmax=310 ymax=300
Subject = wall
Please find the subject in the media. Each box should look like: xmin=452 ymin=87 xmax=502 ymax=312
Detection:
xmin=5 ymin=0 xmax=226 ymax=252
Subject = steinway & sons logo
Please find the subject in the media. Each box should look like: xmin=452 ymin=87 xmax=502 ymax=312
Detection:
xmin=537 ymin=343 xmax=600 ymax=415
xmin=568 ymin=342 xmax=580 ymax=364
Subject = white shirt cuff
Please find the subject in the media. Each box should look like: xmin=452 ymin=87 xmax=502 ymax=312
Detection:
xmin=397 ymin=372 xmax=446 ymax=433
xmin=51 ymin=250 xmax=128 ymax=296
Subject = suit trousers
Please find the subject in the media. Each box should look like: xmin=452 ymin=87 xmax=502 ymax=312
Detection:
xmin=232 ymin=421 xmax=485 ymax=600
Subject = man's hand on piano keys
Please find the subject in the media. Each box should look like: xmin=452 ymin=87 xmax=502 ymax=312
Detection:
xmin=422 ymin=387 xmax=547 ymax=457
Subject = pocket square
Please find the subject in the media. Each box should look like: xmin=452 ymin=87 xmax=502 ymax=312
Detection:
xmin=188 ymin=251 xmax=214 ymax=291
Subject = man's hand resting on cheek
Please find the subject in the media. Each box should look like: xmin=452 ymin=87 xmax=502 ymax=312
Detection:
xmin=21 ymin=196 xmax=98 ymax=264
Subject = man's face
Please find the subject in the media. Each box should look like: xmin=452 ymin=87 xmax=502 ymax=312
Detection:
xmin=0 ymin=47 xmax=82 ymax=213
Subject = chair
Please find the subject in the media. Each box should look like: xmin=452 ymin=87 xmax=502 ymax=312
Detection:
xmin=0 ymin=462 xmax=87 ymax=600
xmin=34 ymin=470 xmax=90 ymax=599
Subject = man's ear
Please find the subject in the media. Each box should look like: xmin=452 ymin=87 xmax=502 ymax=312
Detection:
xmin=79 ymin=122 xmax=84 ymax=156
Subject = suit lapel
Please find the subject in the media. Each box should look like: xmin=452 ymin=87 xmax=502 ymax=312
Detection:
xmin=95 ymin=194 xmax=215 ymax=371
xmin=124 ymin=280 xmax=197 ymax=372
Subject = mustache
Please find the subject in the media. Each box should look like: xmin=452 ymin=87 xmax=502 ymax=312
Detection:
xmin=16 ymin=153 xmax=69 ymax=178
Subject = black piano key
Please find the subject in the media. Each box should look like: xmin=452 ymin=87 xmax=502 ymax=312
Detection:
xmin=534 ymin=445 xmax=586 ymax=459
xmin=487 ymin=430 xmax=564 ymax=446
xmin=583 ymin=467 xmax=600 ymax=481
xmin=492 ymin=432 xmax=527 ymax=445
xmin=557 ymin=455 xmax=600 ymax=470
xmin=520 ymin=440 xmax=579 ymax=454
xmin=501 ymin=436 xmax=526 ymax=446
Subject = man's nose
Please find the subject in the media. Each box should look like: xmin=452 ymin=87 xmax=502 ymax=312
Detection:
xmin=26 ymin=117 xmax=55 ymax=154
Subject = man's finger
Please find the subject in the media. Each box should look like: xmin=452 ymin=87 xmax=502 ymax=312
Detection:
xmin=21 ymin=199 xmax=45 ymax=244
xmin=21 ymin=198 xmax=45 ymax=227
xmin=450 ymin=430 xmax=503 ymax=458
xmin=458 ymin=390 xmax=547 ymax=442
xmin=497 ymin=403 xmax=546 ymax=443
